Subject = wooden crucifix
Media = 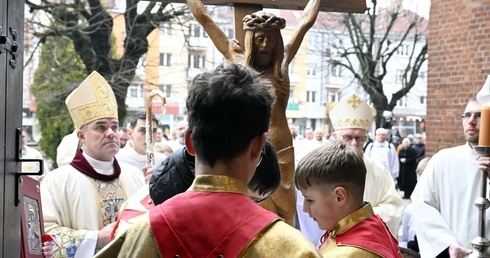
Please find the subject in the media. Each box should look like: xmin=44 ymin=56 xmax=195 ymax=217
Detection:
xmin=149 ymin=0 xmax=366 ymax=226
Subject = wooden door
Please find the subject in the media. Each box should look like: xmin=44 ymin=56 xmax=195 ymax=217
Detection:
xmin=0 ymin=0 xmax=24 ymax=256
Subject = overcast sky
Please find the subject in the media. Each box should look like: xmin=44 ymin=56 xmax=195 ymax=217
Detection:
xmin=376 ymin=0 xmax=431 ymax=18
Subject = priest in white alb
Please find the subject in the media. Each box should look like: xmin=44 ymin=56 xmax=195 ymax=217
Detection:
xmin=115 ymin=111 xmax=167 ymax=173
xmin=411 ymin=80 xmax=490 ymax=257
xmin=40 ymin=71 xmax=145 ymax=258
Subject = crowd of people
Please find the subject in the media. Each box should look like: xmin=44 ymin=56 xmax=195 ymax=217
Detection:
xmin=293 ymin=126 xmax=426 ymax=201
xmin=21 ymin=0 xmax=490 ymax=256
xmin=290 ymin=96 xmax=490 ymax=258
xmin=27 ymin=69 xmax=488 ymax=258
xmin=34 ymin=65 xmax=406 ymax=258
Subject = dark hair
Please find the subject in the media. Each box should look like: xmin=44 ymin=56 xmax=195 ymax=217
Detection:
xmin=295 ymin=140 xmax=366 ymax=200
xmin=186 ymin=62 xmax=274 ymax=167
xmin=248 ymin=139 xmax=281 ymax=195
xmin=128 ymin=111 xmax=158 ymax=129
xmin=150 ymin=142 xmax=281 ymax=205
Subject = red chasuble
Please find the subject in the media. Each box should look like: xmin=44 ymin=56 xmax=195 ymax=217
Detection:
xmin=324 ymin=214 xmax=401 ymax=258
xmin=110 ymin=194 xmax=155 ymax=238
xmin=119 ymin=194 xmax=155 ymax=221
xmin=149 ymin=191 xmax=279 ymax=258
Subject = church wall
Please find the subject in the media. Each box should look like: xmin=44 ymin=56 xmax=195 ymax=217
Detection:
xmin=426 ymin=0 xmax=490 ymax=154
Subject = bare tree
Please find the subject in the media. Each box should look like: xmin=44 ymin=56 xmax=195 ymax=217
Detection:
xmin=25 ymin=0 xmax=185 ymax=121
xmin=321 ymin=0 xmax=428 ymax=129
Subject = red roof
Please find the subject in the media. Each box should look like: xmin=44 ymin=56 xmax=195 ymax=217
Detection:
xmin=277 ymin=8 xmax=427 ymax=37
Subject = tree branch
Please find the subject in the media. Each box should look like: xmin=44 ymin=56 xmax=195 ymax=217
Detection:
xmin=321 ymin=0 xmax=428 ymax=128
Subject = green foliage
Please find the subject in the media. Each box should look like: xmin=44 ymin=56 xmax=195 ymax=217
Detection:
xmin=31 ymin=36 xmax=86 ymax=168
xmin=26 ymin=0 xmax=184 ymax=127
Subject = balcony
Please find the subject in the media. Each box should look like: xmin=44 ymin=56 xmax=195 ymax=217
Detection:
xmin=187 ymin=68 xmax=207 ymax=80
xmin=286 ymin=103 xmax=299 ymax=111
xmin=286 ymin=104 xmax=326 ymax=119
xmin=188 ymin=37 xmax=208 ymax=50
xmin=325 ymin=76 xmax=344 ymax=89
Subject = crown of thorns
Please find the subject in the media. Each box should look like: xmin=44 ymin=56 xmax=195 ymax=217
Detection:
xmin=243 ymin=11 xmax=286 ymax=31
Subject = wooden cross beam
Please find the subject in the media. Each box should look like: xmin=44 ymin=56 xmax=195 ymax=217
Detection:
xmin=151 ymin=0 xmax=366 ymax=12
xmin=150 ymin=0 xmax=366 ymax=47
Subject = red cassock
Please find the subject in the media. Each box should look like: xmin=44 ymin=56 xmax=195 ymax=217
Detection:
xmin=149 ymin=191 xmax=278 ymax=258
xmin=334 ymin=214 xmax=401 ymax=257
xmin=320 ymin=210 xmax=402 ymax=258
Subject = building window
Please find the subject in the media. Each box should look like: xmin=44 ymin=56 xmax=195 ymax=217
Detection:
xmin=159 ymin=84 xmax=172 ymax=98
xmin=160 ymin=53 xmax=171 ymax=67
xmin=224 ymin=27 xmax=233 ymax=39
xmin=330 ymin=64 xmax=342 ymax=77
xmin=306 ymin=91 xmax=316 ymax=103
xmin=160 ymin=22 xmax=172 ymax=36
xmin=307 ymin=65 xmax=316 ymax=76
xmin=189 ymin=24 xmax=208 ymax=38
xmin=397 ymin=96 xmax=407 ymax=107
xmin=190 ymin=24 xmax=208 ymax=38
xmin=395 ymin=69 xmax=404 ymax=83
xmin=328 ymin=91 xmax=339 ymax=103
xmin=396 ymin=44 xmax=411 ymax=56
xmin=128 ymin=85 xmax=142 ymax=98
xmin=325 ymin=48 xmax=331 ymax=58
xmin=189 ymin=24 xmax=199 ymax=37
xmin=309 ymin=32 xmax=322 ymax=51
xmin=188 ymin=54 xmax=206 ymax=68
xmin=329 ymin=36 xmax=343 ymax=49
xmin=420 ymin=96 xmax=426 ymax=105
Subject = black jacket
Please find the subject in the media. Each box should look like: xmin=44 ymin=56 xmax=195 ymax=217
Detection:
xmin=411 ymin=143 xmax=426 ymax=163
xmin=149 ymin=147 xmax=195 ymax=205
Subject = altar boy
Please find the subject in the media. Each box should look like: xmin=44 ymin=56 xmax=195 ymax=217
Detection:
xmin=295 ymin=140 xmax=401 ymax=257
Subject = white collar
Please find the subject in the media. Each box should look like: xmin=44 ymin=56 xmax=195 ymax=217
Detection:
xmin=82 ymin=152 xmax=114 ymax=176
xmin=121 ymin=144 xmax=146 ymax=161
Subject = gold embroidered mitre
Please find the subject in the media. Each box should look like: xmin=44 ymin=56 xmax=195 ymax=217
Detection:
xmin=330 ymin=94 xmax=373 ymax=131
xmin=65 ymin=71 xmax=118 ymax=129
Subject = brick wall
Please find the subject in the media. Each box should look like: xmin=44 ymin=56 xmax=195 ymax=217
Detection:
xmin=426 ymin=0 xmax=490 ymax=155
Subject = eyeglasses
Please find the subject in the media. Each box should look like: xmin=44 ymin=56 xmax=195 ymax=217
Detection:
xmin=461 ymin=112 xmax=481 ymax=121
xmin=341 ymin=135 xmax=367 ymax=143
xmin=256 ymin=147 xmax=266 ymax=167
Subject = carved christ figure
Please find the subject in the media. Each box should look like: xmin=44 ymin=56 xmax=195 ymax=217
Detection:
xmin=187 ymin=0 xmax=320 ymax=226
